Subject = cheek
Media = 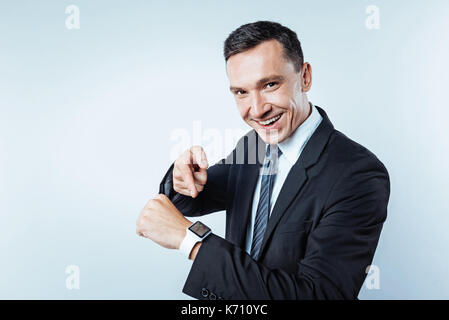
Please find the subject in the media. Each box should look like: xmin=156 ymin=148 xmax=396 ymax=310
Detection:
xmin=236 ymin=100 xmax=250 ymax=119
xmin=264 ymin=88 xmax=293 ymax=111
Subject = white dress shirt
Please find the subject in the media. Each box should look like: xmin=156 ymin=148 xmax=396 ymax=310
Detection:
xmin=245 ymin=102 xmax=323 ymax=254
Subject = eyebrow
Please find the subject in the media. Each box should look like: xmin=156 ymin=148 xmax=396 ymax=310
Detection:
xmin=229 ymin=75 xmax=285 ymax=92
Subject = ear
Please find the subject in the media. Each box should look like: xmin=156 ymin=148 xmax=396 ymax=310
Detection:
xmin=301 ymin=62 xmax=312 ymax=93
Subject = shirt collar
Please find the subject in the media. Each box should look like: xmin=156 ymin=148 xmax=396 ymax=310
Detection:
xmin=277 ymin=102 xmax=323 ymax=166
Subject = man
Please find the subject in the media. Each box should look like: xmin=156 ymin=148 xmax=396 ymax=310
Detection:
xmin=136 ymin=21 xmax=390 ymax=300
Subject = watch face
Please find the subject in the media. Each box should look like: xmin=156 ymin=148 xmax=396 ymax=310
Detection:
xmin=189 ymin=221 xmax=211 ymax=238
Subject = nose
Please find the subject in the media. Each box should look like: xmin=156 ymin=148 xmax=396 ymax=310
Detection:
xmin=250 ymin=92 xmax=271 ymax=119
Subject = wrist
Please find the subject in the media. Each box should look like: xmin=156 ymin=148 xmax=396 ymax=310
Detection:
xmin=176 ymin=220 xmax=192 ymax=249
xmin=189 ymin=242 xmax=202 ymax=260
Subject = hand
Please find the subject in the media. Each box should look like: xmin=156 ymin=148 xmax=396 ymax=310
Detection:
xmin=173 ymin=145 xmax=209 ymax=198
xmin=136 ymin=194 xmax=192 ymax=249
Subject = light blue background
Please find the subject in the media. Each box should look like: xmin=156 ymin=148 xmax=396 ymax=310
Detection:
xmin=1 ymin=0 xmax=448 ymax=299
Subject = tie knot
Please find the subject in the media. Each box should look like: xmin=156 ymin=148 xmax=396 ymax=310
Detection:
xmin=266 ymin=144 xmax=282 ymax=159
xmin=262 ymin=145 xmax=282 ymax=173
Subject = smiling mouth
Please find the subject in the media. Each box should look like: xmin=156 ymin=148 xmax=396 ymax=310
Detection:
xmin=256 ymin=114 xmax=282 ymax=127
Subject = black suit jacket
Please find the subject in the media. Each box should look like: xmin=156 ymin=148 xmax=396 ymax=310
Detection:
xmin=159 ymin=106 xmax=390 ymax=300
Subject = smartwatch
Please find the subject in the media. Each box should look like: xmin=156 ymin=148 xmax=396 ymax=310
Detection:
xmin=179 ymin=221 xmax=212 ymax=258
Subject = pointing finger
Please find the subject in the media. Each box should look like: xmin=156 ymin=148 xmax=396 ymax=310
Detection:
xmin=191 ymin=146 xmax=209 ymax=169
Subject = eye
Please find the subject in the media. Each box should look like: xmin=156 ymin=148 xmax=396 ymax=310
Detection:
xmin=235 ymin=90 xmax=247 ymax=95
xmin=265 ymin=82 xmax=278 ymax=89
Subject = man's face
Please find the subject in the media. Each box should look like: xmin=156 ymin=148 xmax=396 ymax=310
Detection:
xmin=226 ymin=39 xmax=311 ymax=144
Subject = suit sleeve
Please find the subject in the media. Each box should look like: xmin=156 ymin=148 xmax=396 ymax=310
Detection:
xmin=159 ymin=152 xmax=233 ymax=217
xmin=182 ymin=155 xmax=390 ymax=300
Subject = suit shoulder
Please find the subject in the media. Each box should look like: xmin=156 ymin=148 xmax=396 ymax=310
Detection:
xmin=220 ymin=129 xmax=258 ymax=165
xmin=323 ymin=130 xmax=391 ymax=224
xmin=327 ymin=130 xmax=389 ymax=177
xmin=239 ymin=129 xmax=258 ymax=145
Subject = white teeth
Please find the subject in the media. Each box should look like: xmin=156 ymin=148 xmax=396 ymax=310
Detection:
xmin=258 ymin=115 xmax=281 ymax=125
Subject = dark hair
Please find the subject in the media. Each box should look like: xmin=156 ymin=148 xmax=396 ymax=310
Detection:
xmin=224 ymin=21 xmax=304 ymax=72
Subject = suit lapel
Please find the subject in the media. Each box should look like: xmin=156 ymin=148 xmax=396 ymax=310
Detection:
xmin=233 ymin=163 xmax=260 ymax=248
xmin=257 ymin=162 xmax=308 ymax=256
xmin=232 ymin=130 xmax=266 ymax=248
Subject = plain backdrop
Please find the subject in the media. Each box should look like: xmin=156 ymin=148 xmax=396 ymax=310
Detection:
xmin=1 ymin=0 xmax=448 ymax=299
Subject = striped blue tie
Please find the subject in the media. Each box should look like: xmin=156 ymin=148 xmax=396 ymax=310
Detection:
xmin=250 ymin=144 xmax=282 ymax=260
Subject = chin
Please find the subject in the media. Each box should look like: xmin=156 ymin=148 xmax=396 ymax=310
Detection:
xmin=257 ymin=129 xmax=285 ymax=145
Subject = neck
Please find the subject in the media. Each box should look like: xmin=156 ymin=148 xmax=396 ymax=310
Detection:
xmin=292 ymin=100 xmax=312 ymax=134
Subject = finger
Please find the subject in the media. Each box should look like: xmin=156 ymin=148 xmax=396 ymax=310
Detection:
xmin=191 ymin=146 xmax=209 ymax=169
xmin=174 ymin=172 xmax=195 ymax=196
xmin=193 ymin=171 xmax=207 ymax=186
xmin=172 ymin=165 xmax=181 ymax=181
xmin=194 ymin=183 xmax=204 ymax=193
xmin=176 ymin=151 xmax=197 ymax=197
xmin=175 ymin=149 xmax=193 ymax=168
xmin=176 ymin=186 xmax=193 ymax=196
xmin=179 ymin=165 xmax=197 ymax=197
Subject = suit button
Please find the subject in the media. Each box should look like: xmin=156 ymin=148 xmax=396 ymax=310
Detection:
xmin=201 ymin=288 xmax=209 ymax=298
xmin=209 ymin=293 xmax=217 ymax=300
